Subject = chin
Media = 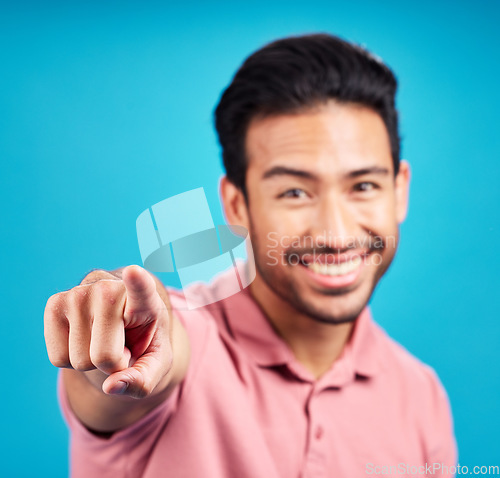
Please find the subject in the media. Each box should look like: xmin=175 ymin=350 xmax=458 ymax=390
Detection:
xmin=291 ymin=284 xmax=372 ymax=325
xmin=261 ymin=265 xmax=375 ymax=325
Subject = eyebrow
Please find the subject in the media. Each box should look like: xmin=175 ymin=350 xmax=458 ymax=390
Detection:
xmin=262 ymin=166 xmax=318 ymax=181
xmin=347 ymin=166 xmax=390 ymax=178
xmin=261 ymin=165 xmax=391 ymax=181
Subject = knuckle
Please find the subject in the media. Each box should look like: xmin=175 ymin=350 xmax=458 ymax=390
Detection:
xmin=90 ymin=351 xmax=120 ymax=371
xmin=67 ymin=288 xmax=87 ymax=308
xmin=81 ymin=269 xmax=112 ymax=284
xmin=86 ymin=269 xmax=105 ymax=279
xmin=45 ymin=293 xmax=64 ymax=314
xmin=71 ymin=358 xmax=94 ymax=371
xmin=134 ymin=382 xmax=153 ymax=399
xmin=48 ymin=351 xmax=71 ymax=368
xmin=140 ymin=380 xmax=155 ymax=397
xmin=93 ymin=281 xmax=123 ymax=305
xmin=51 ymin=359 xmax=72 ymax=369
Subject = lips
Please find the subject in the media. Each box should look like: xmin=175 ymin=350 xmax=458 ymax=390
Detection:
xmin=297 ymin=249 xmax=368 ymax=265
xmin=295 ymin=251 xmax=369 ymax=289
xmin=306 ymin=256 xmax=362 ymax=276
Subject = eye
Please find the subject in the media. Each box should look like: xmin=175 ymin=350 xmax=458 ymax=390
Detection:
xmin=278 ymin=188 xmax=308 ymax=199
xmin=353 ymin=182 xmax=380 ymax=192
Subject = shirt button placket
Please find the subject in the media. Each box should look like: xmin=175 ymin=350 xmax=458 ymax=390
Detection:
xmin=303 ymin=386 xmax=328 ymax=478
xmin=314 ymin=425 xmax=324 ymax=440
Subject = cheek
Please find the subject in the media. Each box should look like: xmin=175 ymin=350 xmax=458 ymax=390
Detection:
xmin=366 ymin=203 xmax=399 ymax=258
xmin=355 ymin=196 xmax=397 ymax=233
xmin=251 ymin=202 xmax=308 ymax=240
xmin=249 ymin=213 xmax=303 ymax=268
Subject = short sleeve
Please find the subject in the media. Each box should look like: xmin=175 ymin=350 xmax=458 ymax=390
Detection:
xmin=421 ymin=367 xmax=458 ymax=477
xmin=58 ymin=371 xmax=180 ymax=478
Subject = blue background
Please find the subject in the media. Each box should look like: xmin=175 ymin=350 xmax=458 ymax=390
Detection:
xmin=1 ymin=1 xmax=499 ymax=476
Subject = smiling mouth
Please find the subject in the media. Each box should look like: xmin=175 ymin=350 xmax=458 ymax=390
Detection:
xmin=304 ymin=256 xmax=362 ymax=276
xmin=288 ymin=250 xmax=372 ymax=290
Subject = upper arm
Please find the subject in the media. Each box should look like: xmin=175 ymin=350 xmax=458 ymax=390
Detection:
xmin=421 ymin=367 xmax=458 ymax=474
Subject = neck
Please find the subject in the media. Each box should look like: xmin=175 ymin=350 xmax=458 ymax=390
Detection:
xmin=249 ymin=275 xmax=355 ymax=379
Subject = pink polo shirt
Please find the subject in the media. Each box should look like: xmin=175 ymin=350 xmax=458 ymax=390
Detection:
xmin=59 ymin=271 xmax=457 ymax=478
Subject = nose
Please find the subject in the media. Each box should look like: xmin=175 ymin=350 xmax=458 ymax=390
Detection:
xmin=309 ymin=193 xmax=358 ymax=250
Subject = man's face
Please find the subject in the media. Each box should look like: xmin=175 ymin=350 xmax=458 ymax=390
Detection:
xmin=224 ymin=101 xmax=409 ymax=324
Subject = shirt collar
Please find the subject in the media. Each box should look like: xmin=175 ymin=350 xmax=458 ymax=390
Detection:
xmin=222 ymin=287 xmax=384 ymax=386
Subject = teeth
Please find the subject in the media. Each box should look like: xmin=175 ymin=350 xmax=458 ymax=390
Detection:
xmin=307 ymin=256 xmax=362 ymax=276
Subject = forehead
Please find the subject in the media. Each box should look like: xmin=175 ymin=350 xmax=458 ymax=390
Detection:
xmin=245 ymin=101 xmax=393 ymax=177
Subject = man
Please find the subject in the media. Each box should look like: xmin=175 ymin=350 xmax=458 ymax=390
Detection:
xmin=45 ymin=33 xmax=457 ymax=477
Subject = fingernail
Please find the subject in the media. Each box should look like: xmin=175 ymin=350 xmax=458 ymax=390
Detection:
xmin=109 ymin=380 xmax=128 ymax=395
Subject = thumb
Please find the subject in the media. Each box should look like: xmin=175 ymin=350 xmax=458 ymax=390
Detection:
xmin=122 ymin=265 xmax=162 ymax=321
xmin=102 ymin=328 xmax=173 ymax=399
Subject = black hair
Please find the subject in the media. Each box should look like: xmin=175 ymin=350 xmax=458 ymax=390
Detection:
xmin=214 ymin=33 xmax=400 ymax=197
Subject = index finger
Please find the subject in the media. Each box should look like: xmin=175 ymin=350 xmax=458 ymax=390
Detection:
xmin=122 ymin=265 xmax=161 ymax=317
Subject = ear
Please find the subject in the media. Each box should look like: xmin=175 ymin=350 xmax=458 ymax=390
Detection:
xmin=219 ymin=176 xmax=250 ymax=229
xmin=395 ymin=160 xmax=411 ymax=223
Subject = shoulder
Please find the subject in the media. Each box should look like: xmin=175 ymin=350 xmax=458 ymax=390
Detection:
xmin=372 ymin=323 xmax=457 ymax=463
xmin=167 ymin=285 xmax=222 ymax=355
xmin=166 ymin=281 xmax=236 ymax=369
xmin=165 ymin=269 xmax=242 ymax=345
xmin=372 ymin=322 xmax=451 ymax=408
xmin=361 ymin=320 xmax=458 ymax=465
xmin=372 ymin=321 xmax=456 ymax=439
